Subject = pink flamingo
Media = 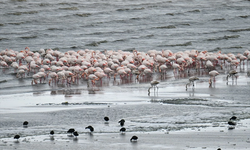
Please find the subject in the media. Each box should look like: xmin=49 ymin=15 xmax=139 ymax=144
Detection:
xmin=208 ymin=70 xmax=219 ymax=87
xmin=49 ymin=72 xmax=58 ymax=86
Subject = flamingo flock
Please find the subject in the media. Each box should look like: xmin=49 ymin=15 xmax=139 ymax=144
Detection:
xmin=0 ymin=47 xmax=249 ymax=88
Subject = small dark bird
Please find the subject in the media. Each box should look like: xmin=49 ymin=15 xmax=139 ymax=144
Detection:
xmin=50 ymin=130 xmax=54 ymax=136
xmin=14 ymin=135 xmax=20 ymax=140
xmin=118 ymin=119 xmax=125 ymax=126
xmin=120 ymin=127 xmax=126 ymax=133
xmin=85 ymin=126 xmax=94 ymax=132
xmin=228 ymin=120 xmax=236 ymax=126
xmin=130 ymin=135 xmax=138 ymax=142
xmin=217 ymin=148 xmax=221 ymax=150
xmin=23 ymin=121 xmax=28 ymax=127
xmin=67 ymin=128 xmax=75 ymax=135
xmin=230 ymin=116 xmax=237 ymax=120
xmin=73 ymin=131 xmax=79 ymax=138
xmin=104 ymin=116 xmax=109 ymax=122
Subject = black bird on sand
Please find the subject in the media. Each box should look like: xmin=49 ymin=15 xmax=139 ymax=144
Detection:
xmin=85 ymin=126 xmax=94 ymax=132
xmin=120 ymin=127 xmax=126 ymax=133
xmin=67 ymin=128 xmax=75 ymax=135
xmin=118 ymin=119 xmax=125 ymax=126
xmin=104 ymin=116 xmax=109 ymax=122
xmin=73 ymin=131 xmax=79 ymax=138
xmin=14 ymin=135 xmax=20 ymax=141
xmin=50 ymin=130 xmax=54 ymax=136
xmin=23 ymin=121 xmax=28 ymax=127
xmin=130 ymin=135 xmax=138 ymax=142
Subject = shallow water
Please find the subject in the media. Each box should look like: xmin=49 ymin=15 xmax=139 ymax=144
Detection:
xmin=1 ymin=0 xmax=250 ymax=53
xmin=1 ymin=0 xmax=250 ymax=149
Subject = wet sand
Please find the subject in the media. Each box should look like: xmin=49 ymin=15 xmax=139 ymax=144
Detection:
xmin=1 ymin=125 xmax=250 ymax=150
xmin=1 ymin=69 xmax=250 ymax=150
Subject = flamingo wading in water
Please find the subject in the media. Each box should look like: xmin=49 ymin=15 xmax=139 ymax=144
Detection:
xmin=148 ymin=80 xmax=159 ymax=96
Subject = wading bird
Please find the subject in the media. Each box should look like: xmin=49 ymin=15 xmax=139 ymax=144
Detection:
xmin=226 ymin=70 xmax=238 ymax=82
xmin=50 ymin=130 xmax=54 ymax=136
xmin=14 ymin=135 xmax=20 ymax=141
xmin=148 ymin=80 xmax=159 ymax=96
xmin=85 ymin=126 xmax=94 ymax=132
xmin=118 ymin=119 xmax=125 ymax=126
xmin=228 ymin=116 xmax=237 ymax=130
xmin=104 ymin=116 xmax=109 ymax=122
xmin=130 ymin=135 xmax=138 ymax=142
xmin=67 ymin=128 xmax=75 ymax=136
xmin=120 ymin=127 xmax=126 ymax=134
xmin=186 ymin=76 xmax=199 ymax=90
xmin=73 ymin=131 xmax=79 ymax=138
xmin=23 ymin=121 xmax=28 ymax=128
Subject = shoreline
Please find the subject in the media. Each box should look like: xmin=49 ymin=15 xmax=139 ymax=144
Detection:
xmin=1 ymin=123 xmax=250 ymax=150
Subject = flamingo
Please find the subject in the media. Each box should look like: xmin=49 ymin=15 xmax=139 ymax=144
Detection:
xmin=49 ymin=72 xmax=58 ymax=86
xmin=148 ymin=80 xmax=159 ymax=96
xmin=94 ymin=71 xmax=106 ymax=85
xmin=16 ymin=69 xmax=26 ymax=78
xmin=57 ymin=71 xmax=66 ymax=84
xmin=30 ymin=61 xmax=40 ymax=73
xmin=186 ymin=76 xmax=199 ymax=90
xmin=208 ymin=70 xmax=219 ymax=87
xmin=226 ymin=70 xmax=238 ymax=82
xmin=0 ymin=61 xmax=8 ymax=67
xmin=31 ymin=73 xmax=41 ymax=85
xmin=11 ymin=62 xmax=19 ymax=70
xmin=16 ymin=52 xmax=25 ymax=65
xmin=64 ymin=70 xmax=74 ymax=84
xmin=205 ymin=60 xmax=214 ymax=70
xmin=172 ymin=62 xmax=181 ymax=76
xmin=88 ymin=74 xmax=98 ymax=86
xmin=208 ymin=70 xmax=219 ymax=79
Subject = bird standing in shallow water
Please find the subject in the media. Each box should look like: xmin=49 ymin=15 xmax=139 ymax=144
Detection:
xmin=186 ymin=76 xmax=199 ymax=90
xmin=130 ymin=135 xmax=138 ymax=142
xmin=104 ymin=116 xmax=109 ymax=122
xmin=118 ymin=119 xmax=125 ymax=126
xmin=148 ymin=80 xmax=159 ymax=96
xmin=228 ymin=116 xmax=237 ymax=130
xmin=73 ymin=131 xmax=79 ymax=138
xmin=230 ymin=116 xmax=237 ymax=121
xmin=226 ymin=70 xmax=238 ymax=82
xmin=85 ymin=126 xmax=94 ymax=132
xmin=50 ymin=130 xmax=54 ymax=136
xmin=23 ymin=121 xmax=28 ymax=128
xmin=120 ymin=127 xmax=126 ymax=134
xmin=208 ymin=70 xmax=219 ymax=87
xmin=67 ymin=128 xmax=75 ymax=136
xmin=14 ymin=135 xmax=20 ymax=141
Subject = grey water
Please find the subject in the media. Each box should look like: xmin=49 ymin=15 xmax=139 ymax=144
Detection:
xmin=0 ymin=0 xmax=250 ymax=53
